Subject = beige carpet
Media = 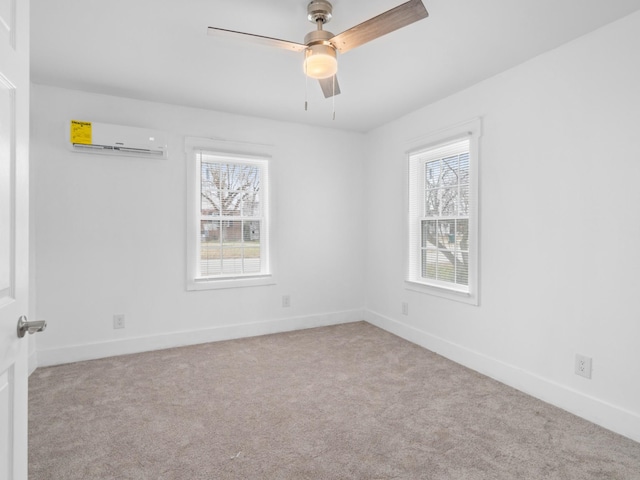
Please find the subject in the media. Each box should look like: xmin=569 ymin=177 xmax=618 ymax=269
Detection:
xmin=29 ymin=322 xmax=640 ymax=479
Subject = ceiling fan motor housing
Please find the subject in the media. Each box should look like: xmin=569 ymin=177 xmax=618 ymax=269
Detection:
xmin=307 ymin=0 xmax=333 ymax=24
xmin=304 ymin=29 xmax=337 ymax=60
xmin=304 ymin=29 xmax=334 ymax=47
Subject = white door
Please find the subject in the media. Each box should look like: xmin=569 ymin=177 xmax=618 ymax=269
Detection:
xmin=0 ymin=0 xmax=31 ymax=478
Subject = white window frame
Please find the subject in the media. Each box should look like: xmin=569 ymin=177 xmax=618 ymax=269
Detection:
xmin=185 ymin=137 xmax=276 ymax=291
xmin=405 ymin=118 xmax=481 ymax=305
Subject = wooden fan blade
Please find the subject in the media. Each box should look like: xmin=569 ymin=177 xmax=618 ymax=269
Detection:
xmin=207 ymin=27 xmax=306 ymax=52
xmin=329 ymin=0 xmax=428 ymax=54
xmin=319 ymin=75 xmax=341 ymax=98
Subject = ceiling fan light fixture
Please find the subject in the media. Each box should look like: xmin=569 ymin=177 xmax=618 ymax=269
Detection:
xmin=304 ymin=44 xmax=337 ymax=79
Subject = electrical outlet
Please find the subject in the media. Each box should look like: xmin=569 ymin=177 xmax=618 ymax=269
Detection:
xmin=575 ymin=354 xmax=592 ymax=379
xmin=282 ymin=295 xmax=291 ymax=308
xmin=113 ymin=314 xmax=125 ymax=329
xmin=402 ymin=302 xmax=409 ymax=316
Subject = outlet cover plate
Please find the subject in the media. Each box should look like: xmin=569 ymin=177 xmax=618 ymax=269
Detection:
xmin=575 ymin=354 xmax=592 ymax=379
xmin=113 ymin=314 xmax=125 ymax=329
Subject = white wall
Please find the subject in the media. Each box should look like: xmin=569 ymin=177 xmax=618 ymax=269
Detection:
xmin=31 ymin=85 xmax=366 ymax=365
xmin=363 ymin=11 xmax=640 ymax=442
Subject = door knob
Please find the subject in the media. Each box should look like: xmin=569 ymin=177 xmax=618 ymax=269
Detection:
xmin=17 ymin=316 xmax=47 ymax=338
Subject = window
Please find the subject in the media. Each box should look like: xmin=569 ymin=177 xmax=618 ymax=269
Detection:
xmin=407 ymin=119 xmax=480 ymax=304
xmin=186 ymin=138 xmax=274 ymax=290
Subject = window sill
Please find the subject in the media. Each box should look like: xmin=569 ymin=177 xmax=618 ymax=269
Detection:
xmin=187 ymin=275 xmax=276 ymax=291
xmin=405 ymin=280 xmax=478 ymax=306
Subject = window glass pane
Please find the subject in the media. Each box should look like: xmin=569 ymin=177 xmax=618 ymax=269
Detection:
xmin=437 ymin=250 xmax=455 ymax=283
xmin=201 ymin=219 xmax=220 ymax=242
xmin=200 ymin=248 xmax=222 ymax=276
xmin=422 ymin=249 xmax=437 ymax=279
xmin=456 ymin=219 xmax=469 ymax=252
xmin=243 ymin=221 xmax=261 ymax=274
xmin=201 ymin=162 xmax=221 ymax=215
xmin=459 ymin=186 xmax=469 ymax=216
xmin=422 ymin=220 xmax=437 ymax=248
xmin=200 ymin=220 xmax=221 ymax=276
xmin=459 ymin=153 xmax=470 ymax=185
xmin=243 ymin=256 xmax=261 ymax=274
xmin=440 ymin=188 xmax=458 ymax=216
xmin=425 ymin=190 xmax=438 ymax=216
xmin=425 ymin=159 xmax=442 ymax=189
xmin=437 ymin=220 xmax=455 ymax=247
xmin=242 ymin=196 xmax=261 ymax=217
xmin=220 ymin=192 xmax=239 ymax=216
xmin=222 ymin=249 xmax=243 ymax=274
xmin=222 ymin=220 xmax=242 ymax=243
xmin=243 ymin=221 xmax=260 ymax=242
xmin=456 ymin=252 xmax=469 ymax=286
xmin=442 ymin=156 xmax=459 ymax=186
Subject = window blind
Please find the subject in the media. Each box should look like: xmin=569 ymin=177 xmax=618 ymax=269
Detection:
xmin=197 ymin=151 xmax=269 ymax=278
xmin=408 ymin=137 xmax=471 ymax=292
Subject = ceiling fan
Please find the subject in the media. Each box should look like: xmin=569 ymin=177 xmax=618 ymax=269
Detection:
xmin=207 ymin=0 xmax=429 ymax=98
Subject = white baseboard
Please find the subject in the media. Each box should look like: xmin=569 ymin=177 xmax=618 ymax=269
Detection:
xmin=364 ymin=309 xmax=640 ymax=444
xmin=37 ymin=309 xmax=363 ymax=368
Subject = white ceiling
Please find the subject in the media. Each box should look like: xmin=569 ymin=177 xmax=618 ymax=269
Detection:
xmin=31 ymin=0 xmax=640 ymax=133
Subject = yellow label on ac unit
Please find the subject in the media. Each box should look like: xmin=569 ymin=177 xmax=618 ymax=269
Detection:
xmin=70 ymin=120 xmax=92 ymax=145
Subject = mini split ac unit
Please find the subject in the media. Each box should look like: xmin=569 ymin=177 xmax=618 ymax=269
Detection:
xmin=69 ymin=120 xmax=168 ymax=158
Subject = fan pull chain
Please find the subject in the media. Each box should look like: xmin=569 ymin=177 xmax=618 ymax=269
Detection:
xmin=304 ymin=51 xmax=309 ymax=111
xmin=332 ymin=75 xmax=336 ymax=120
